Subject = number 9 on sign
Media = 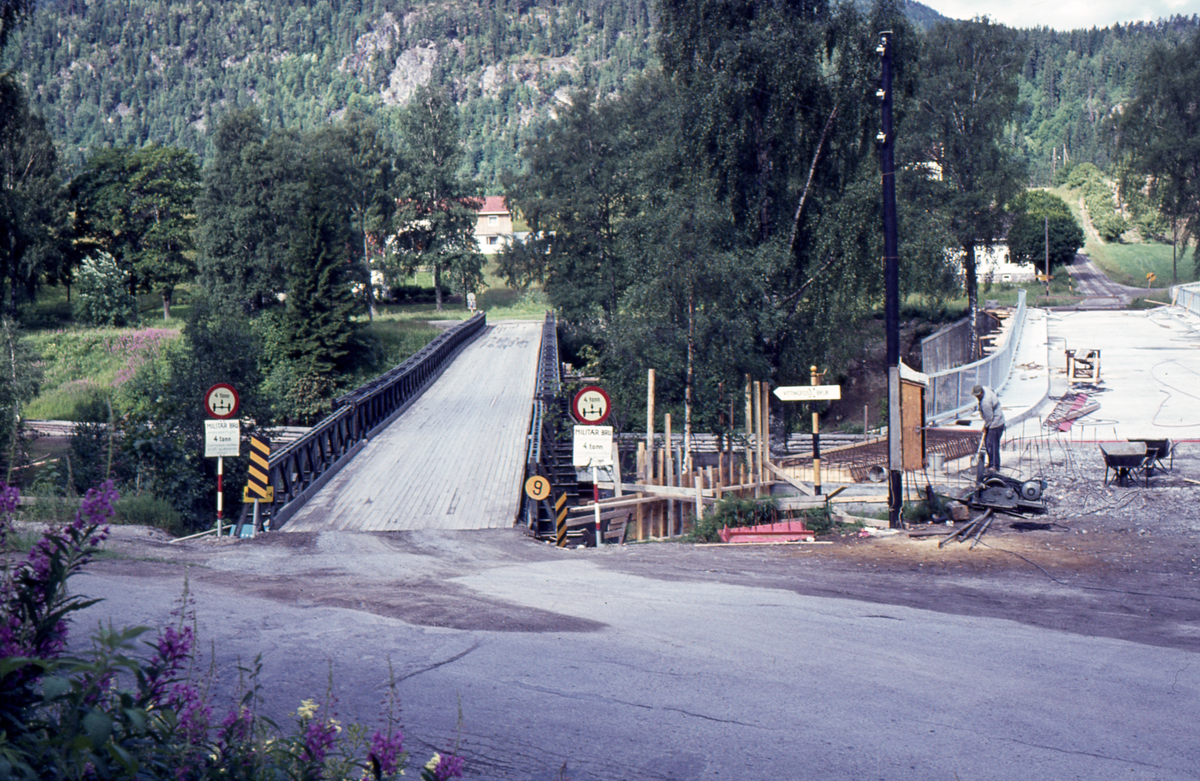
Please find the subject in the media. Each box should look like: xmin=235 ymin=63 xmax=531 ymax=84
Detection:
xmin=524 ymin=475 xmax=551 ymax=501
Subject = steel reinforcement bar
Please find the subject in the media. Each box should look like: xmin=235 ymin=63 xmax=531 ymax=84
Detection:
xmin=267 ymin=312 xmax=487 ymax=529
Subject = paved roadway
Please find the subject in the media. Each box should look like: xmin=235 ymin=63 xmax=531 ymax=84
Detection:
xmin=1065 ymin=254 xmax=1149 ymax=308
xmin=282 ymin=320 xmax=542 ymax=532
xmin=76 ymin=533 xmax=1200 ymax=781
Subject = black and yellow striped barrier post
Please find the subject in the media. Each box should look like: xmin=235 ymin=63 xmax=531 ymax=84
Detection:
xmin=242 ymin=435 xmax=273 ymax=534
xmin=554 ymin=493 xmax=568 ymax=547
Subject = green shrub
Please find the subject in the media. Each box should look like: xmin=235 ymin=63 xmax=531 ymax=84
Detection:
xmin=73 ymin=252 xmax=140 ymax=327
xmin=114 ymin=491 xmax=185 ymax=535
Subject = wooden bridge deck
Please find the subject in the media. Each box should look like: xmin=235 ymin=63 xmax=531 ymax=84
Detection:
xmin=282 ymin=321 xmax=542 ymax=532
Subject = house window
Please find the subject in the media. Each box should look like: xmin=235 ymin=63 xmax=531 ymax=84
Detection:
xmin=489 ymin=215 xmax=498 ymax=224
xmin=487 ymin=236 xmax=497 ymax=245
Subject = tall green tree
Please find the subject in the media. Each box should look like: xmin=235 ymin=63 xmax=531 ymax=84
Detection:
xmin=1116 ymin=29 xmax=1200 ymax=284
xmin=0 ymin=316 xmax=40 ymax=481
xmin=1006 ymin=190 xmax=1084 ymax=273
xmin=69 ymin=144 xmax=199 ymax=318
xmin=0 ymin=0 xmax=33 ymax=52
xmin=314 ymin=113 xmax=396 ymax=320
xmin=389 ymin=86 xmax=484 ymax=312
xmin=912 ymin=18 xmax=1026 ymax=359
xmin=501 ymin=87 xmax=641 ymax=327
xmin=505 ymin=0 xmax=924 ymax=431
xmin=274 ymin=169 xmax=360 ymax=422
xmin=0 ymin=78 xmax=66 ymax=315
xmin=195 ymin=110 xmax=305 ymax=312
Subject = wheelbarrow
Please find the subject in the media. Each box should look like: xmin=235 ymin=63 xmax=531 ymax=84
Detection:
xmin=1100 ymin=442 xmax=1152 ymax=487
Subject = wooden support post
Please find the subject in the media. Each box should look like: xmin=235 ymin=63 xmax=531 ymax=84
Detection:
xmin=753 ymin=381 xmax=763 ymax=499
xmin=744 ymin=375 xmax=753 ymax=474
xmin=636 ymin=495 xmax=645 ymax=541
xmin=665 ymin=413 xmax=674 ymax=536
xmin=761 ymin=380 xmax=770 ymax=483
xmin=646 ymin=369 xmax=655 ymax=483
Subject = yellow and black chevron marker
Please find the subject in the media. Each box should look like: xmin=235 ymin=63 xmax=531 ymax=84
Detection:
xmin=244 ymin=435 xmax=273 ymax=502
xmin=554 ymin=493 xmax=568 ymax=547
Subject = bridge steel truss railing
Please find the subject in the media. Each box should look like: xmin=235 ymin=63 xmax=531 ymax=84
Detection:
xmin=265 ymin=312 xmax=487 ymax=530
xmin=520 ymin=312 xmax=573 ymax=537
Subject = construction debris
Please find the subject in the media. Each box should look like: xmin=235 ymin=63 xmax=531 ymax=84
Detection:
xmin=936 ymin=509 xmax=994 ymax=548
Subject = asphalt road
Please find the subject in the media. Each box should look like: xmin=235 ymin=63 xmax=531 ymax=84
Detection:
xmin=1066 ymin=254 xmax=1149 ymax=308
xmin=74 ymin=527 xmax=1200 ymax=781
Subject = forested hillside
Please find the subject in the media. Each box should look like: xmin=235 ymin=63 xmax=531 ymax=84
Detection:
xmin=14 ymin=0 xmax=955 ymax=184
xmin=15 ymin=0 xmax=658 ymax=184
xmin=13 ymin=0 xmax=1200 ymax=185
xmin=1016 ymin=17 xmax=1200 ymax=184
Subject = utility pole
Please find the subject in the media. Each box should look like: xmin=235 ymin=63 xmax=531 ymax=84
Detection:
xmin=1044 ymin=215 xmax=1050 ymax=297
xmin=877 ymin=31 xmax=902 ymax=529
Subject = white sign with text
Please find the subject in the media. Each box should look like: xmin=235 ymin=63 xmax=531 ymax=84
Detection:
xmin=572 ymin=425 xmax=614 ymax=468
xmin=205 ymin=419 xmax=241 ymax=457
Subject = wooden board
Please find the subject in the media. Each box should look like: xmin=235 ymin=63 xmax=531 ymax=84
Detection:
xmin=283 ymin=322 xmax=542 ymax=532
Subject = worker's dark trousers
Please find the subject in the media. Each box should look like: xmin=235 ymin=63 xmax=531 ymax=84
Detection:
xmin=984 ymin=424 xmax=1005 ymax=471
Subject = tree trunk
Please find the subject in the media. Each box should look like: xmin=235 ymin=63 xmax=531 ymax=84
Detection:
xmin=434 ymin=262 xmax=443 ymax=312
xmin=363 ymin=229 xmax=376 ymax=321
xmin=965 ymin=242 xmax=980 ymax=361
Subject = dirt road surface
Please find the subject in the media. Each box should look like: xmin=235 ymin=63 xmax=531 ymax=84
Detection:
xmin=59 ymin=444 xmax=1200 ymax=779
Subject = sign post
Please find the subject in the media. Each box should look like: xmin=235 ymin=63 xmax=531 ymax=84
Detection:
xmin=774 ymin=381 xmax=841 ymax=495
xmin=204 ymin=384 xmax=240 ymax=534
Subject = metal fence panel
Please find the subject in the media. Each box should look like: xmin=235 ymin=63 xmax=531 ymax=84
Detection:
xmin=925 ymin=289 xmax=1027 ymax=422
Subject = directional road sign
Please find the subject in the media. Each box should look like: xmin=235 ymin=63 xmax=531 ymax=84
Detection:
xmin=773 ymin=385 xmax=841 ymax=402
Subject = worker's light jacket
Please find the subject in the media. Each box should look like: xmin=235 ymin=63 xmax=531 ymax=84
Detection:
xmin=977 ymin=387 xmax=1005 ymax=430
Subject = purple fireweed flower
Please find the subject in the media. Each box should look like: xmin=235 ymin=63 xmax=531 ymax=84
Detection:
xmin=432 ymin=754 xmax=465 ymax=781
xmin=144 ymin=625 xmax=194 ymax=704
xmin=367 ymin=729 xmax=405 ymax=777
xmin=170 ymin=682 xmax=212 ymax=745
xmin=302 ymin=716 xmax=339 ymax=765
xmin=219 ymin=707 xmax=253 ymax=746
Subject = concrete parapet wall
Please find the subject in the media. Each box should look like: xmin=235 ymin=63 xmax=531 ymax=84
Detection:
xmin=1171 ymin=282 xmax=1200 ymax=317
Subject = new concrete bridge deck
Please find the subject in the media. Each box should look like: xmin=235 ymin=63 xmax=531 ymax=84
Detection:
xmin=282 ymin=320 xmax=542 ymax=532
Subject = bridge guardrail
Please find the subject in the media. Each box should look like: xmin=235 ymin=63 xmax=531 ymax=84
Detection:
xmin=926 ymin=289 xmax=1027 ymax=423
xmin=266 ymin=312 xmax=487 ymax=529
xmin=520 ymin=312 xmax=567 ymax=535
xmin=1172 ymin=282 xmax=1200 ymax=317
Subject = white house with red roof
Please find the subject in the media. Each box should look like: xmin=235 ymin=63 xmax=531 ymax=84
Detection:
xmin=473 ymin=196 xmax=514 ymax=254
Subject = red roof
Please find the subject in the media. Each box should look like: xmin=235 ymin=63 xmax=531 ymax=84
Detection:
xmin=476 ymin=196 xmax=508 ymax=215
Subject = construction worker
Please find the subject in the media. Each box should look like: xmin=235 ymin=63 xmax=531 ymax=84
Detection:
xmin=972 ymin=385 xmax=1005 ymax=472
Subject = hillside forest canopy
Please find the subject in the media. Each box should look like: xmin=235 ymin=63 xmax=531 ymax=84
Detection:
xmin=0 ymin=0 xmax=1199 ymax=528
